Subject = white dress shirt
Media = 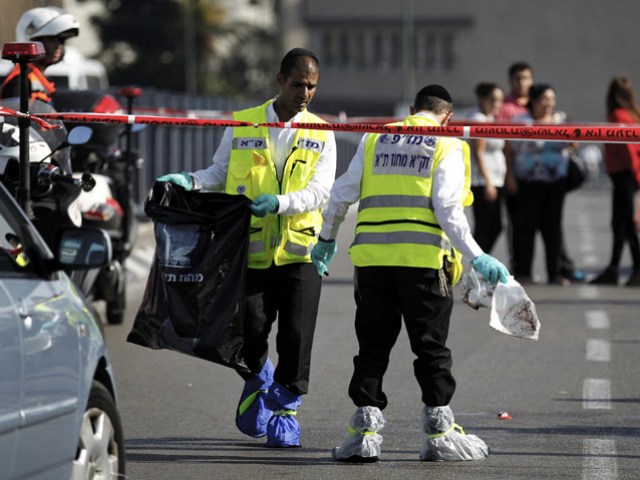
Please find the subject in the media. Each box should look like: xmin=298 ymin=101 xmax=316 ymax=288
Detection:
xmin=190 ymin=99 xmax=337 ymax=216
xmin=320 ymin=112 xmax=483 ymax=261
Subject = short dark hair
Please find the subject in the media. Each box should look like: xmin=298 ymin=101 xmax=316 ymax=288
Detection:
xmin=279 ymin=48 xmax=319 ymax=77
xmin=526 ymin=82 xmax=554 ymax=111
xmin=413 ymin=84 xmax=453 ymax=114
xmin=508 ymin=62 xmax=532 ymax=78
xmin=474 ymin=81 xmax=499 ymax=99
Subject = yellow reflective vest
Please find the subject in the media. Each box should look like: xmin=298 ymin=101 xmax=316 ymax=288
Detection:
xmin=225 ymin=100 xmax=330 ymax=268
xmin=348 ymin=115 xmax=473 ymax=284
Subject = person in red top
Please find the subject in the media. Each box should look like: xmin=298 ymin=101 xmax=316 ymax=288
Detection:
xmin=497 ymin=62 xmax=533 ymax=123
xmin=590 ymin=76 xmax=640 ymax=286
xmin=0 ymin=6 xmax=79 ymax=103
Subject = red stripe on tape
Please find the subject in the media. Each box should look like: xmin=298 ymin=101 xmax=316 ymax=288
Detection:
xmin=19 ymin=111 xmax=640 ymax=143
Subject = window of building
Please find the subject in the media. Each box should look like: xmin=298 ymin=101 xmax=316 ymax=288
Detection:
xmin=442 ymin=32 xmax=455 ymax=71
xmin=317 ymin=24 xmax=460 ymax=73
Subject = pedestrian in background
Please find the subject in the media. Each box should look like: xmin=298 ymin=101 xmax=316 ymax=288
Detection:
xmin=506 ymin=83 xmax=576 ymax=285
xmin=590 ymin=76 xmax=640 ymax=286
xmin=158 ymin=48 xmax=337 ymax=447
xmin=468 ymin=81 xmax=507 ymax=254
xmin=498 ymin=62 xmax=533 ymax=276
xmin=497 ymin=62 xmax=533 ymax=123
xmin=312 ymin=84 xmax=509 ymax=463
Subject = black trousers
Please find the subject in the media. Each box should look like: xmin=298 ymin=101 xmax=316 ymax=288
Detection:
xmin=513 ymin=180 xmax=566 ymax=281
xmin=471 ymin=185 xmax=505 ymax=254
xmin=348 ymin=266 xmax=456 ymax=410
xmin=608 ymin=171 xmax=640 ymax=269
xmin=241 ymin=262 xmax=322 ymax=395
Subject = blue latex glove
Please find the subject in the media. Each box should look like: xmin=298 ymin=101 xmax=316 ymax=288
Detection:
xmin=250 ymin=194 xmax=279 ymax=217
xmin=156 ymin=172 xmax=193 ymax=190
xmin=310 ymin=239 xmax=337 ymax=276
xmin=471 ymin=253 xmax=510 ymax=285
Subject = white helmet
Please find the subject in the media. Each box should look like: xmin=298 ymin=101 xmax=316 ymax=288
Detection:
xmin=16 ymin=7 xmax=79 ymax=42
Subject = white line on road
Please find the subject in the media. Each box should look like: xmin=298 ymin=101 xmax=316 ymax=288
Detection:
xmin=583 ymin=379 xmax=611 ymax=410
xmin=586 ymin=339 xmax=611 ymax=362
xmin=585 ymin=311 xmax=610 ymax=330
xmin=582 ymin=439 xmax=618 ymax=480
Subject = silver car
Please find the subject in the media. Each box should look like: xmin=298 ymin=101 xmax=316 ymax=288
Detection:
xmin=0 ymin=182 xmax=125 ymax=479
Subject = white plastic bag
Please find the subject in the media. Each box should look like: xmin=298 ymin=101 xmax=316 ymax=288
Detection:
xmin=490 ymin=277 xmax=540 ymax=340
xmin=333 ymin=406 xmax=385 ymax=461
xmin=459 ymin=271 xmax=541 ymax=340
xmin=459 ymin=270 xmax=494 ymax=309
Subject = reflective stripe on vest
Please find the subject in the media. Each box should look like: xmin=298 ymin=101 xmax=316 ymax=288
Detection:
xmin=227 ymin=100 xmax=329 ymax=268
xmin=358 ymin=194 xmax=433 ymax=211
xmin=352 ymin=231 xmax=451 ymax=251
xmin=283 ymin=240 xmax=313 ymax=256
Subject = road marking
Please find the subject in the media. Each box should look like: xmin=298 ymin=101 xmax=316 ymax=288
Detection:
xmin=579 ymin=286 xmax=600 ymax=299
xmin=583 ymin=379 xmax=611 ymax=410
xmin=586 ymin=339 xmax=611 ymax=362
xmin=582 ymin=439 xmax=617 ymax=480
xmin=585 ymin=311 xmax=610 ymax=330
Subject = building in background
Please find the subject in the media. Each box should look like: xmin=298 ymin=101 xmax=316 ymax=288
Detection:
xmin=3 ymin=0 xmax=640 ymax=123
xmin=278 ymin=0 xmax=640 ymax=122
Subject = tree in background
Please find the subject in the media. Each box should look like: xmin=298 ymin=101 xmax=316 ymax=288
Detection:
xmin=205 ymin=20 xmax=279 ymax=100
xmin=78 ymin=0 xmax=277 ymax=100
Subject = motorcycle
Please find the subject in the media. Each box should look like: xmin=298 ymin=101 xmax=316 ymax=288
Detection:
xmin=52 ymin=87 xmax=145 ymax=325
xmin=0 ymin=98 xmax=99 ymax=288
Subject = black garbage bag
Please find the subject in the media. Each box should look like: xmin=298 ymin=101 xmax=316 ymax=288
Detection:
xmin=127 ymin=181 xmax=251 ymax=374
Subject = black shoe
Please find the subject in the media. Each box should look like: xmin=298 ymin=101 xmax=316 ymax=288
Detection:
xmin=589 ymin=267 xmax=618 ymax=285
xmin=625 ymin=270 xmax=640 ymax=287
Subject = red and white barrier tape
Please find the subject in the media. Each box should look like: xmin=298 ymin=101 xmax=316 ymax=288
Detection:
xmin=0 ymin=105 xmax=59 ymax=130
xmin=4 ymin=108 xmax=640 ymax=143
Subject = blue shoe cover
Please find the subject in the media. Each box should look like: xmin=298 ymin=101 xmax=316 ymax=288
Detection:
xmin=236 ymin=358 xmax=274 ymax=438
xmin=265 ymin=383 xmax=302 ymax=447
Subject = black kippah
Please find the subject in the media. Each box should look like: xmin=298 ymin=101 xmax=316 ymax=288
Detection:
xmin=416 ymin=84 xmax=453 ymax=103
xmin=281 ymin=48 xmax=319 ymax=65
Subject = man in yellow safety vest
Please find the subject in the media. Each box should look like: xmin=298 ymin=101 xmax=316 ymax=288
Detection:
xmin=158 ymin=48 xmax=336 ymax=448
xmin=311 ymin=84 xmax=509 ymax=462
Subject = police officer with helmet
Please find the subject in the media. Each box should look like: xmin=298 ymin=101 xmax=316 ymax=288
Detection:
xmin=1 ymin=6 xmax=80 ymax=102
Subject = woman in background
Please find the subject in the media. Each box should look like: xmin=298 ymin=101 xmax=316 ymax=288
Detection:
xmin=468 ymin=82 xmax=507 ymax=254
xmin=590 ymin=76 xmax=640 ymax=286
xmin=505 ymin=83 xmax=576 ymax=285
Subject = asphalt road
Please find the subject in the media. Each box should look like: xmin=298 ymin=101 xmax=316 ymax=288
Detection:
xmin=104 ymin=180 xmax=640 ymax=480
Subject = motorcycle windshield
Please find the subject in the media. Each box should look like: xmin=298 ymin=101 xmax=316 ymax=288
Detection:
xmin=0 ymin=98 xmax=71 ymax=173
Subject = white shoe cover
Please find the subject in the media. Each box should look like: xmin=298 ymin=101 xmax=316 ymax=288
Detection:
xmin=420 ymin=406 xmax=489 ymax=461
xmin=332 ymin=406 xmax=385 ymax=461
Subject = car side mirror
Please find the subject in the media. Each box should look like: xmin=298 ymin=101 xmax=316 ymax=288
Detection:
xmin=56 ymin=227 xmax=112 ymax=270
